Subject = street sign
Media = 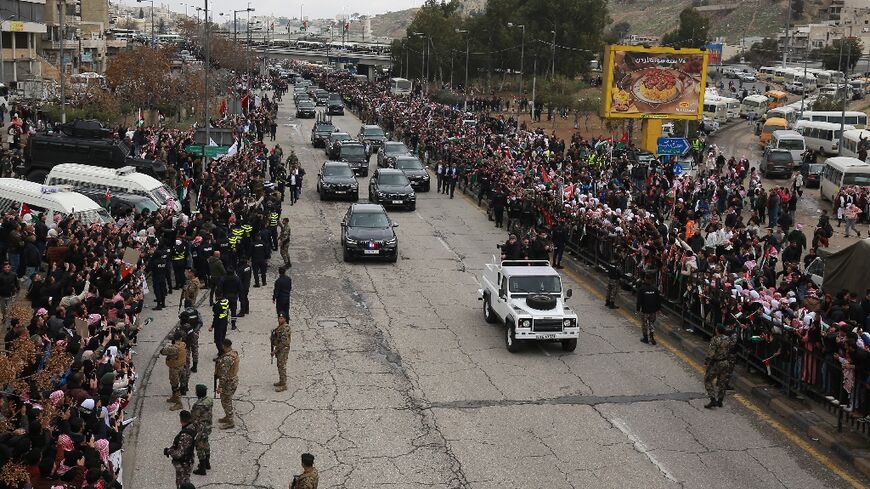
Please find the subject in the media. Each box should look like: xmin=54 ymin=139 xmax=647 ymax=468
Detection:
xmin=656 ymin=137 xmax=689 ymax=156
xmin=673 ymin=163 xmax=684 ymax=176
xmin=184 ymin=144 xmax=230 ymax=157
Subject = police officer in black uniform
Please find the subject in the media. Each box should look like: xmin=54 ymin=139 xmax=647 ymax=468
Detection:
xmin=237 ymin=258 xmax=252 ymax=318
xmin=172 ymin=239 xmax=189 ymax=291
xmin=221 ymin=267 xmax=242 ymax=330
xmin=149 ymin=246 xmax=171 ymax=310
xmin=196 ymin=235 xmax=213 ymax=289
xmin=267 ymin=205 xmax=280 ymax=251
xmin=251 ymin=232 xmax=270 ymax=287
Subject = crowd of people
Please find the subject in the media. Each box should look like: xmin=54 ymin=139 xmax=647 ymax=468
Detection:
xmin=0 ymin=66 xmax=309 ymax=488
xmin=308 ymin=65 xmax=870 ymax=420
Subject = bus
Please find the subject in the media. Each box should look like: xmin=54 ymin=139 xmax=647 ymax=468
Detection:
xmin=766 ymin=106 xmax=798 ymax=126
xmin=839 ymin=128 xmax=870 ymax=159
xmin=773 ymin=68 xmax=788 ymax=83
xmin=156 ymin=33 xmax=183 ymax=44
xmin=819 ymin=156 xmax=870 ymax=203
xmin=766 ymin=90 xmax=789 ymax=109
xmin=794 ymin=120 xmax=854 ymax=155
xmin=703 ymin=98 xmax=728 ymax=123
xmin=719 ymin=97 xmax=740 ymax=119
xmin=799 ymin=111 xmax=868 ymax=128
xmin=760 ymin=117 xmax=789 ymax=146
xmin=740 ymin=94 xmax=769 ymax=119
xmin=389 ymin=77 xmax=412 ymax=96
xmin=758 ymin=66 xmax=776 ymax=80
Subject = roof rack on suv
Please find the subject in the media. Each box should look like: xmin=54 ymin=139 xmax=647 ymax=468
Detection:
xmin=58 ymin=119 xmax=114 ymax=139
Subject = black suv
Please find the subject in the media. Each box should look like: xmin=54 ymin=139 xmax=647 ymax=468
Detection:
xmin=310 ymin=120 xmax=337 ymax=147
xmin=23 ymin=130 xmax=166 ymax=182
xmin=369 ymin=168 xmax=416 ymax=210
xmin=357 ymin=125 xmax=386 ymax=152
xmin=314 ymin=89 xmax=330 ymax=106
xmin=335 ymin=141 xmax=370 ymax=176
xmin=327 ymin=93 xmax=344 ymax=115
xmin=377 ymin=141 xmax=411 ymax=168
xmin=394 ymin=156 xmax=430 ymax=192
xmin=317 ymin=161 xmax=359 ymax=201
xmin=341 ymin=203 xmax=398 ymax=262
xmin=325 ymin=132 xmax=354 ymax=157
xmin=296 ymin=100 xmax=316 ymax=118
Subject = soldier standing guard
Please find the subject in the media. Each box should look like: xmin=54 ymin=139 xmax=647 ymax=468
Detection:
xmin=181 ymin=268 xmax=201 ymax=309
xmin=178 ymin=300 xmax=203 ymax=373
xmin=215 ymin=338 xmax=240 ymax=429
xmin=271 ymin=314 xmax=292 ymax=392
xmin=605 ymin=258 xmax=621 ymax=309
xmin=279 ymin=217 xmax=292 ymax=268
xmin=704 ymin=324 xmax=738 ymax=409
xmin=191 ymin=384 xmax=213 ymax=476
xmin=165 ymin=410 xmax=197 ymax=488
xmin=161 ymin=331 xmax=188 ymax=411
xmin=635 ymin=275 xmax=662 ymax=345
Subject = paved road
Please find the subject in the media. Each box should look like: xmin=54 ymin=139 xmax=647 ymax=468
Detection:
xmin=126 ymin=96 xmax=856 ymax=488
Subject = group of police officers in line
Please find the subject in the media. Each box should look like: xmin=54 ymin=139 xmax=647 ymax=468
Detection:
xmin=156 ymin=188 xmax=316 ymax=488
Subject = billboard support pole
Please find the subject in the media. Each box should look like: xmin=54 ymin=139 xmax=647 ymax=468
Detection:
xmin=639 ymin=119 xmax=663 ymax=154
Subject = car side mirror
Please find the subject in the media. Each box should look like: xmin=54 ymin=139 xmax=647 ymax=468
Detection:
xmin=566 ymin=288 xmax=573 ymax=299
xmin=496 ymin=244 xmax=502 ymax=249
xmin=393 ymin=223 xmax=399 ymax=227
xmin=340 ymin=222 xmax=346 ymax=227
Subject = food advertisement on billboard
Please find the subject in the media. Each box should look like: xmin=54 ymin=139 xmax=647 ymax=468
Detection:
xmin=602 ymin=45 xmax=709 ymax=119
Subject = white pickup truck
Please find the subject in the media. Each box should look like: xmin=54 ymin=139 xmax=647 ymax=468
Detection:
xmin=478 ymin=257 xmax=579 ymax=352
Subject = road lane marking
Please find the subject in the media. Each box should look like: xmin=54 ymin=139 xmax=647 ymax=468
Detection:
xmin=455 ymin=188 xmax=866 ymax=488
xmin=436 ymin=236 xmax=452 ymax=252
xmin=612 ymin=418 xmax=679 ymax=484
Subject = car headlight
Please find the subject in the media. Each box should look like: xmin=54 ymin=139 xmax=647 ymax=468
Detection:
xmin=385 ymin=237 xmax=397 ymax=246
xmin=422 ymin=174 xmax=430 ymax=180
xmin=377 ymin=191 xmax=386 ymax=197
xmin=520 ymin=319 xmax=531 ymax=328
xmin=345 ymin=237 xmax=357 ymax=245
xmin=322 ymin=182 xmax=333 ymax=188
xmin=563 ymin=319 xmax=574 ymax=328
xmin=350 ymin=183 xmax=358 ymax=189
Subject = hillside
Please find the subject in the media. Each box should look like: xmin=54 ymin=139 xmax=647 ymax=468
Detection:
xmin=370 ymin=8 xmax=418 ymax=39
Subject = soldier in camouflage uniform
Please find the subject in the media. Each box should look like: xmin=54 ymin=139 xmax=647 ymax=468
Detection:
xmin=704 ymin=324 xmax=738 ymax=409
xmin=165 ymin=410 xmax=197 ymax=488
xmin=190 ymin=384 xmax=213 ymax=476
xmin=181 ymin=268 xmax=201 ymax=308
xmin=279 ymin=217 xmax=292 ymax=268
xmin=291 ymin=453 xmax=319 ymax=489
xmin=178 ymin=300 xmax=203 ymax=373
xmin=215 ymin=338 xmax=240 ymax=429
xmin=271 ymin=314 xmax=292 ymax=392
xmin=161 ymin=332 xmax=188 ymax=411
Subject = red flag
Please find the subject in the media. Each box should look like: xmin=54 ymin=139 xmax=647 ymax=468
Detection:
xmin=121 ymin=265 xmax=132 ymax=279
xmin=344 ymin=22 xmax=350 ymax=32
xmin=18 ymin=203 xmax=30 ymax=218
xmin=105 ymin=188 xmax=111 ymax=202
xmin=219 ymin=99 xmax=228 ymax=116
xmin=240 ymin=94 xmax=249 ymax=111
xmin=540 ymin=166 xmax=551 ymax=183
xmin=619 ymin=131 xmax=628 ymax=143
xmin=563 ymin=184 xmax=575 ymax=201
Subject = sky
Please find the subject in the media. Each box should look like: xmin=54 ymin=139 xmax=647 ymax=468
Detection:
xmin=121 ymin=0 xmax=426 ymax=21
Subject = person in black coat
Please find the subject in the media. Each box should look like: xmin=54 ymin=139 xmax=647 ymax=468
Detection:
xmin=272 ymin=267 xmax=292 ymax=319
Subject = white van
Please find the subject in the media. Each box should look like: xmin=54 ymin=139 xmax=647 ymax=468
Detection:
xmin=770 ymin=130 xmax=806 ymax=164
xmin=820 ymin=156 xmax=870 ymax=203
xmin=45 ymin=164 xmax=180 ymax=211
xmin=703 ymin=99 xmax=728 ymax=123
xmin=720 ymin=97 xmax=740 ymax=119
xmin=740 ymin=94 xmax=769 ymax=119
xmin=794 ymin=120 xmax=854 ymax=155
xmin=0 ymin=179 xmax=113 ymax=224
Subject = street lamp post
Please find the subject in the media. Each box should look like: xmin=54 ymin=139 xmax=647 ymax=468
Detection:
xmin=550 ymin=29 xmax=556 ymax=79
xmin=233 ymin=7 xmax=254 ymax=45
xmin=838 ymin=25 xmax=855 ymax=153
xmin=508 ymin=23 xmax=525 ymax=100
xmin=455 ymin=29 xmax=469 ymax=109
xmin=202 ymin=0 xmax=210 ymax=167
xmin=137 ymin=0 xmax=155 ymax=46
xmin=412 ymin=32 xmax=426 ymax=88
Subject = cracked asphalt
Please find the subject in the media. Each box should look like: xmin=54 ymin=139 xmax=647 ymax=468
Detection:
xmin=125 ymin=95 xmax=853 ymax=489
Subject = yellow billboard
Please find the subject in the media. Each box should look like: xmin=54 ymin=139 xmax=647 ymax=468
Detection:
xmin=602 ymin=45 xmax=709 ymax=120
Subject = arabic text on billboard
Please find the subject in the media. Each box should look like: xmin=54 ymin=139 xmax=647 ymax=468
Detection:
xmin=603 ymin=45 xmax=708 ymax=120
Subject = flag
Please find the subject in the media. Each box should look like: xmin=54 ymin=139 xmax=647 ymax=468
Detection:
xmin=104 ymin=188 xmax=112 ymax=210
xmin=208 ymin=138 xmax=218 ymax=147
xmin=619 ymin=131 xmax=628 ymax=143
xmin=219 ymin=99 xmax=227 ymax=117
xmin=19 ymin=203 xmax=30 ymax=218
xmin=344 ymin=21 xmax=350 ymax=33
xmin=137 ymin=108 xmax=144 ymax=124
xmin=302 ymin=20 xmax=308 ymax=31
xmin=563 ymin=184 xmax=575 ymax=201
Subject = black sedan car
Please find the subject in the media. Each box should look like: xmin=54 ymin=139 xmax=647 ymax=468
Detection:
xmin=342 ymin=203 xmax=398 ymax=262
xmin=325 ymin=132 xmax=354 ymax=157
xmin=377 ymin=141 xmax=412 ymax=168
xmin=393 ymin=156 xmax=430 ymax=192
xmin=358 ymin=125 xmax=387 ymax=152
xmin=318 ymin=161 xmax=359 ymax=200
xmin=335 ymin=141 xmax=370 ymax=176
xmin=296 ymin=100 xmax=316 ymax=118
xmin=311 ymin=120 xmax=337 ymax=147
xmin=369 ymin=168 xmax=416 ymax=210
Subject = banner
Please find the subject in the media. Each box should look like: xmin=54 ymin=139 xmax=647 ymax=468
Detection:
xmin=602 ymin=45 xmax=709 ymax=120
xmin=705 ymin=43 xmax=723 ymax=66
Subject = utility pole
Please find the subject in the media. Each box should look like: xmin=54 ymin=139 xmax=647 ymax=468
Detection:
xmin=531 ymin=54 xmax=537 ymax=121
xmin=508 ymin=23 xmax=525 ymax=101
xmin=782 ymin=0 xmax=792 ymax=67
xmin=838 ymin=26 xmax=853 ymax=154
xmin=60 ymin=0 xmax=66 ymax=123
xmin=203 ymin=0 xmax=210 ymax=168
xmin=551 ymin=29 xmax=556 ymax=80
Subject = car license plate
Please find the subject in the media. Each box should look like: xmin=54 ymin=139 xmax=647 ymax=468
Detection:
xmin=364 ymin=249 xmax=379 ymax=254
xmin=538 ymin=334 xmax=556 ymax=339
xmin=391 ymin=200 xmax=403 ymax=204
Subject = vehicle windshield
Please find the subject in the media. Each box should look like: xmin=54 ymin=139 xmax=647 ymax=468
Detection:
xmin=769 ymin=152 xmax=793 ymax=163
xmin=843 ymin=173 xmax=870 ymax=185
xmin=778 ymin=139 xmax=804 ymax=150
xmin=378 ymin=174 xmax=410 ymax=186
xmin=323 ymin=165 xmax=354 ymax=177
xmin=396 ymin=158 xmax=423 ymax=170
xmin=341 ymin=145 xmax=366 ymax=157
xmin=763 ymin=124 xmax=787 ymax=134
xmin=808 ymin=164 xmax=824 ymax=173
xmin=509 ymin=275 xmax=562 ymax=294
xmin=151 ymin=185 xmax=176 ymax=205
xmin=331 ymin=134 xmax=351 ymax=143
xmin=386 ymin=143 xmax=408 ymax=154
xmin=75 ymin=208 xmax=114 ymax=225
xmin=363 ymin=128 xmax=385 ymax=137
xmin=349 ymin=211 xmax=390 ymax=228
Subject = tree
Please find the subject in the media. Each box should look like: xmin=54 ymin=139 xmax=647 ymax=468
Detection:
xmin=661 ymin=7 xmax=709 ymax=49
xmin=819 ymin=37 xmax=863 ymax=71
xmin=106 ymin=46 xmax=173 ymax=112
xmin=792 ymin=0 xmax=805 ymax=17
xmin=139 ymin=7 xmax=144 ymax=19
xmin=811 ymin=94 xmax=841 ymax=111
xmin=741 ymin=38 xmax=780 ymax=68
xmin=610 ymin=22 xmax=631 ymax=43
xmin=158 ymin=18 xmax=167 ymax=34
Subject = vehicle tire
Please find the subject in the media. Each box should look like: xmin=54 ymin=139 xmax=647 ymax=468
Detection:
xmin=362 ymin=168 xmax=369 ymax=177
xmin=561 ymin=338 xmax=577 ymax=352
xmin=388 ymin=252 xmax=398 ymax=263
xmin=343 ymin=248 xmax=352 ymax=262
xmin=409 ymin=203 xmax=416 ymax=211
xmin=526 ymin=294 xmax=557 ymax=310
xmin=351 ymin=192 xmax=359 ymax=201
xmin=505 ymin=323 xmax=520 ymax=353
xmin=483 ymin=295 xmax=496 ymax=323
xmin=27 ymin=169 xmax=48 ymax=183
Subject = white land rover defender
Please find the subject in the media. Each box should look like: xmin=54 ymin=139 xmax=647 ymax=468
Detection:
xmin=478 ymin=258 xmax=579 ymax=352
